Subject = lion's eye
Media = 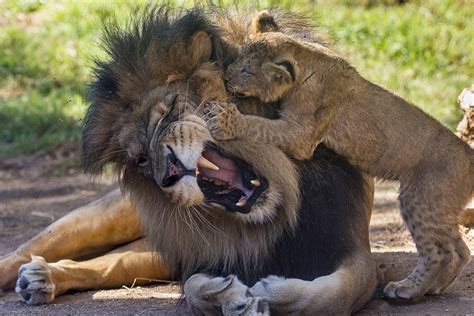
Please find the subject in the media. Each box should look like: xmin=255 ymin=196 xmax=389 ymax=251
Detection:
xmin=137 ymin=155 xmax=149 ymax=167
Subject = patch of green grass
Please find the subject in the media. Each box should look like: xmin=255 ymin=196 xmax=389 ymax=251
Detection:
xmin=0 ymin=0 xmax=144 ymax=157
xmin=313 ymin=0 xmax=473 ymax=128
xmin=1 ymin=0 xmax=472 ymax=157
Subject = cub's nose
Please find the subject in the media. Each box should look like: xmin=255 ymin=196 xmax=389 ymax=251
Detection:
xmin=161 ymin=146 xmax=195 ymax=187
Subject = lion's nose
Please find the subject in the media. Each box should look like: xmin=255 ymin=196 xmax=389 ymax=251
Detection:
xmin=161 ymin=146 xmax=195 ymax=187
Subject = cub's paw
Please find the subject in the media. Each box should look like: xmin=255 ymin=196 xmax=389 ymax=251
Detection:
xmin=383 ymin=278 xmax=424 ymax=300
xmin=15 ymin=255 xmax=55 ymax=305
xmin=184 ymin=273 xmax=269 ymax=316
xmin=204 ymin=101 xmax=240 ymax=140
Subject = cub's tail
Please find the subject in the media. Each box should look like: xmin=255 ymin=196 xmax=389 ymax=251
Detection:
xmin=471 ymin=149 xmax=474 ymax=195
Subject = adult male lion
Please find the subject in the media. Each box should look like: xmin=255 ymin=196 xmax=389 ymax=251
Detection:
xmin=0 ymin=7 xmax=376 ymax=314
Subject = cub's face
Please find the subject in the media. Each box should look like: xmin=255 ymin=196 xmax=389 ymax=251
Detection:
xmin=224 ymin=40 xmax=297 ymax=103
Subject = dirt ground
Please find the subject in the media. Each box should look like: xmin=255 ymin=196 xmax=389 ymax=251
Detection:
xmin=0 ymin=152 xmax=473 ymax=315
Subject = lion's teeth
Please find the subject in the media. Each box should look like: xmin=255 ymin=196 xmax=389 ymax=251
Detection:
xmin=236 ymin=197 xmax=247 ymax=207
xmin=197 ymin=156 xmax=220 ymax=171
xmin=214 ymin=179 xmax=227 ymax=186
xmin=195 ymin=169 xmax=200 ymax=176
xmin=250 ymin=179 xmax=261 ymax=187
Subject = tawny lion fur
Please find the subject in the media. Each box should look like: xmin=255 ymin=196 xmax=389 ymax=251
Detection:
xmin=210 ymin=10 xmax=474 ymax=300
xmin=0 ymin=7 xmax=378 ymax=315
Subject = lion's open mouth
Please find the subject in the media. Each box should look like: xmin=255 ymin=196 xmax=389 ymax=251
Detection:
xmin=196 ymin=144 xmax=267 ymax=214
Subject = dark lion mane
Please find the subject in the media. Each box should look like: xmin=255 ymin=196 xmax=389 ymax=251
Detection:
xmin=82 ymin=6 xmax=331 ymax=176
xmin=80 ymin=5 xmax=365 ymax=284
xmin=82 ymin=6 xmax=226 ymax=174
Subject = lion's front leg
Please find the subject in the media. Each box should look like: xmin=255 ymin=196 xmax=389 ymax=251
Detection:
xmin=250 ymin=254 xmax=376 ymax=315
xmin=250 ymin=275 xmax=353 ymax=315
xmin=184 ymin=273 xmax=269 ymax=316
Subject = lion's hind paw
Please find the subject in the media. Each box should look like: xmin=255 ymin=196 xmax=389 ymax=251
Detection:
xmin=15 ymin=255 xmax=55 ymax=305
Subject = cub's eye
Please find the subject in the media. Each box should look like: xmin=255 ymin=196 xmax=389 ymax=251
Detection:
xmin=137 ymin=155 xmax=149 ymax=167
xmin=240 ymin=67 xmax=255 ymax=76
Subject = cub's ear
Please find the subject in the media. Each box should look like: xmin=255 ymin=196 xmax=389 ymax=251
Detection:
xmin=251 ymin=10 xmax=279 ymax=35
xmin=262 ymin=60 xmax=297 ymax=84
xmin=190 ymin=31 xmax=212 ymax=66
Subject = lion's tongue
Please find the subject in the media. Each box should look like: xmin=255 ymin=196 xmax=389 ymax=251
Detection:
xmin=202 ymin=149 xmax=236 ymax=170
xmin=200 ymin=149 xmax=254 ymax=200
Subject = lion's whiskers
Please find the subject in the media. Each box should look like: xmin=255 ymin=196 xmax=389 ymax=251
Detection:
xmin=180 ymin=205 xmax=210 ymax=245
xmin=193 ymin=206 xmax=225 ymax=236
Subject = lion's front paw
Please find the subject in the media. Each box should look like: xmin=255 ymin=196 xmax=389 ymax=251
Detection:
xmin=15 ymin=255 xmax=55 ymax=305
xmin=184 ymin=273 xmax=269 ymax=316
xmin=184 ymin=274 xmax=230 ymax=316
xmin=250 ymin=276 xmax=293 ymax=305
xmin=222 ymin=296 xmax=269 ymax=316
xmin=250 ymin=275 xmax=309 ymax=313
xmin=204 ymin=101 xmax=240 ymax=140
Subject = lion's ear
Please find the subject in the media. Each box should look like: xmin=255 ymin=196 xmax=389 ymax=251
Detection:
xmin=251 ymin=10 xmax=279 ymax=35
xmin=190 ymin=31 xmax=212 ymax=66
xmin=262 ymin=59 xmax=297 ymax=84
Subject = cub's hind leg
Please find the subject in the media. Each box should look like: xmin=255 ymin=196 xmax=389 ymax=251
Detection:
xmin=427 ymin=233 xmax=470 ymax=294
xmin=384 ymin=178 xmax=471 ymax=300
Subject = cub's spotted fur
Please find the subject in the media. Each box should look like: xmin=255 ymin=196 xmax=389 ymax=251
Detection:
xmin=208 ymin=10 xmax=474 ymax=300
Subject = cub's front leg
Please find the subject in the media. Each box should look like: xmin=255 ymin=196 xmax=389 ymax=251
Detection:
xmin=204 ymin=101 xmax=242 ymax=141
xmin=204 ymin=101 xmax=316 ymax=160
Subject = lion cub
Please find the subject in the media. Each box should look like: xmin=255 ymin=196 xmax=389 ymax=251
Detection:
xmin=207 ymin=11 xmax=474 ymax=300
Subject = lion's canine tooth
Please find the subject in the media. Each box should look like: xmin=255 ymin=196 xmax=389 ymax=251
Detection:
xmin=195 ymin=169 xmax=200 ymax=176
xmin=236 ymin=197 xmax=247 ymax=207
xmin=197 ymin=156 xmax=220 ymax=170
xmin=250 ymin=179 xmax=261 ymax=187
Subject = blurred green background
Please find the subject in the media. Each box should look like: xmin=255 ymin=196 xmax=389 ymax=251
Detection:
xmin=0 ymin=0 xmax=473 ymax=158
